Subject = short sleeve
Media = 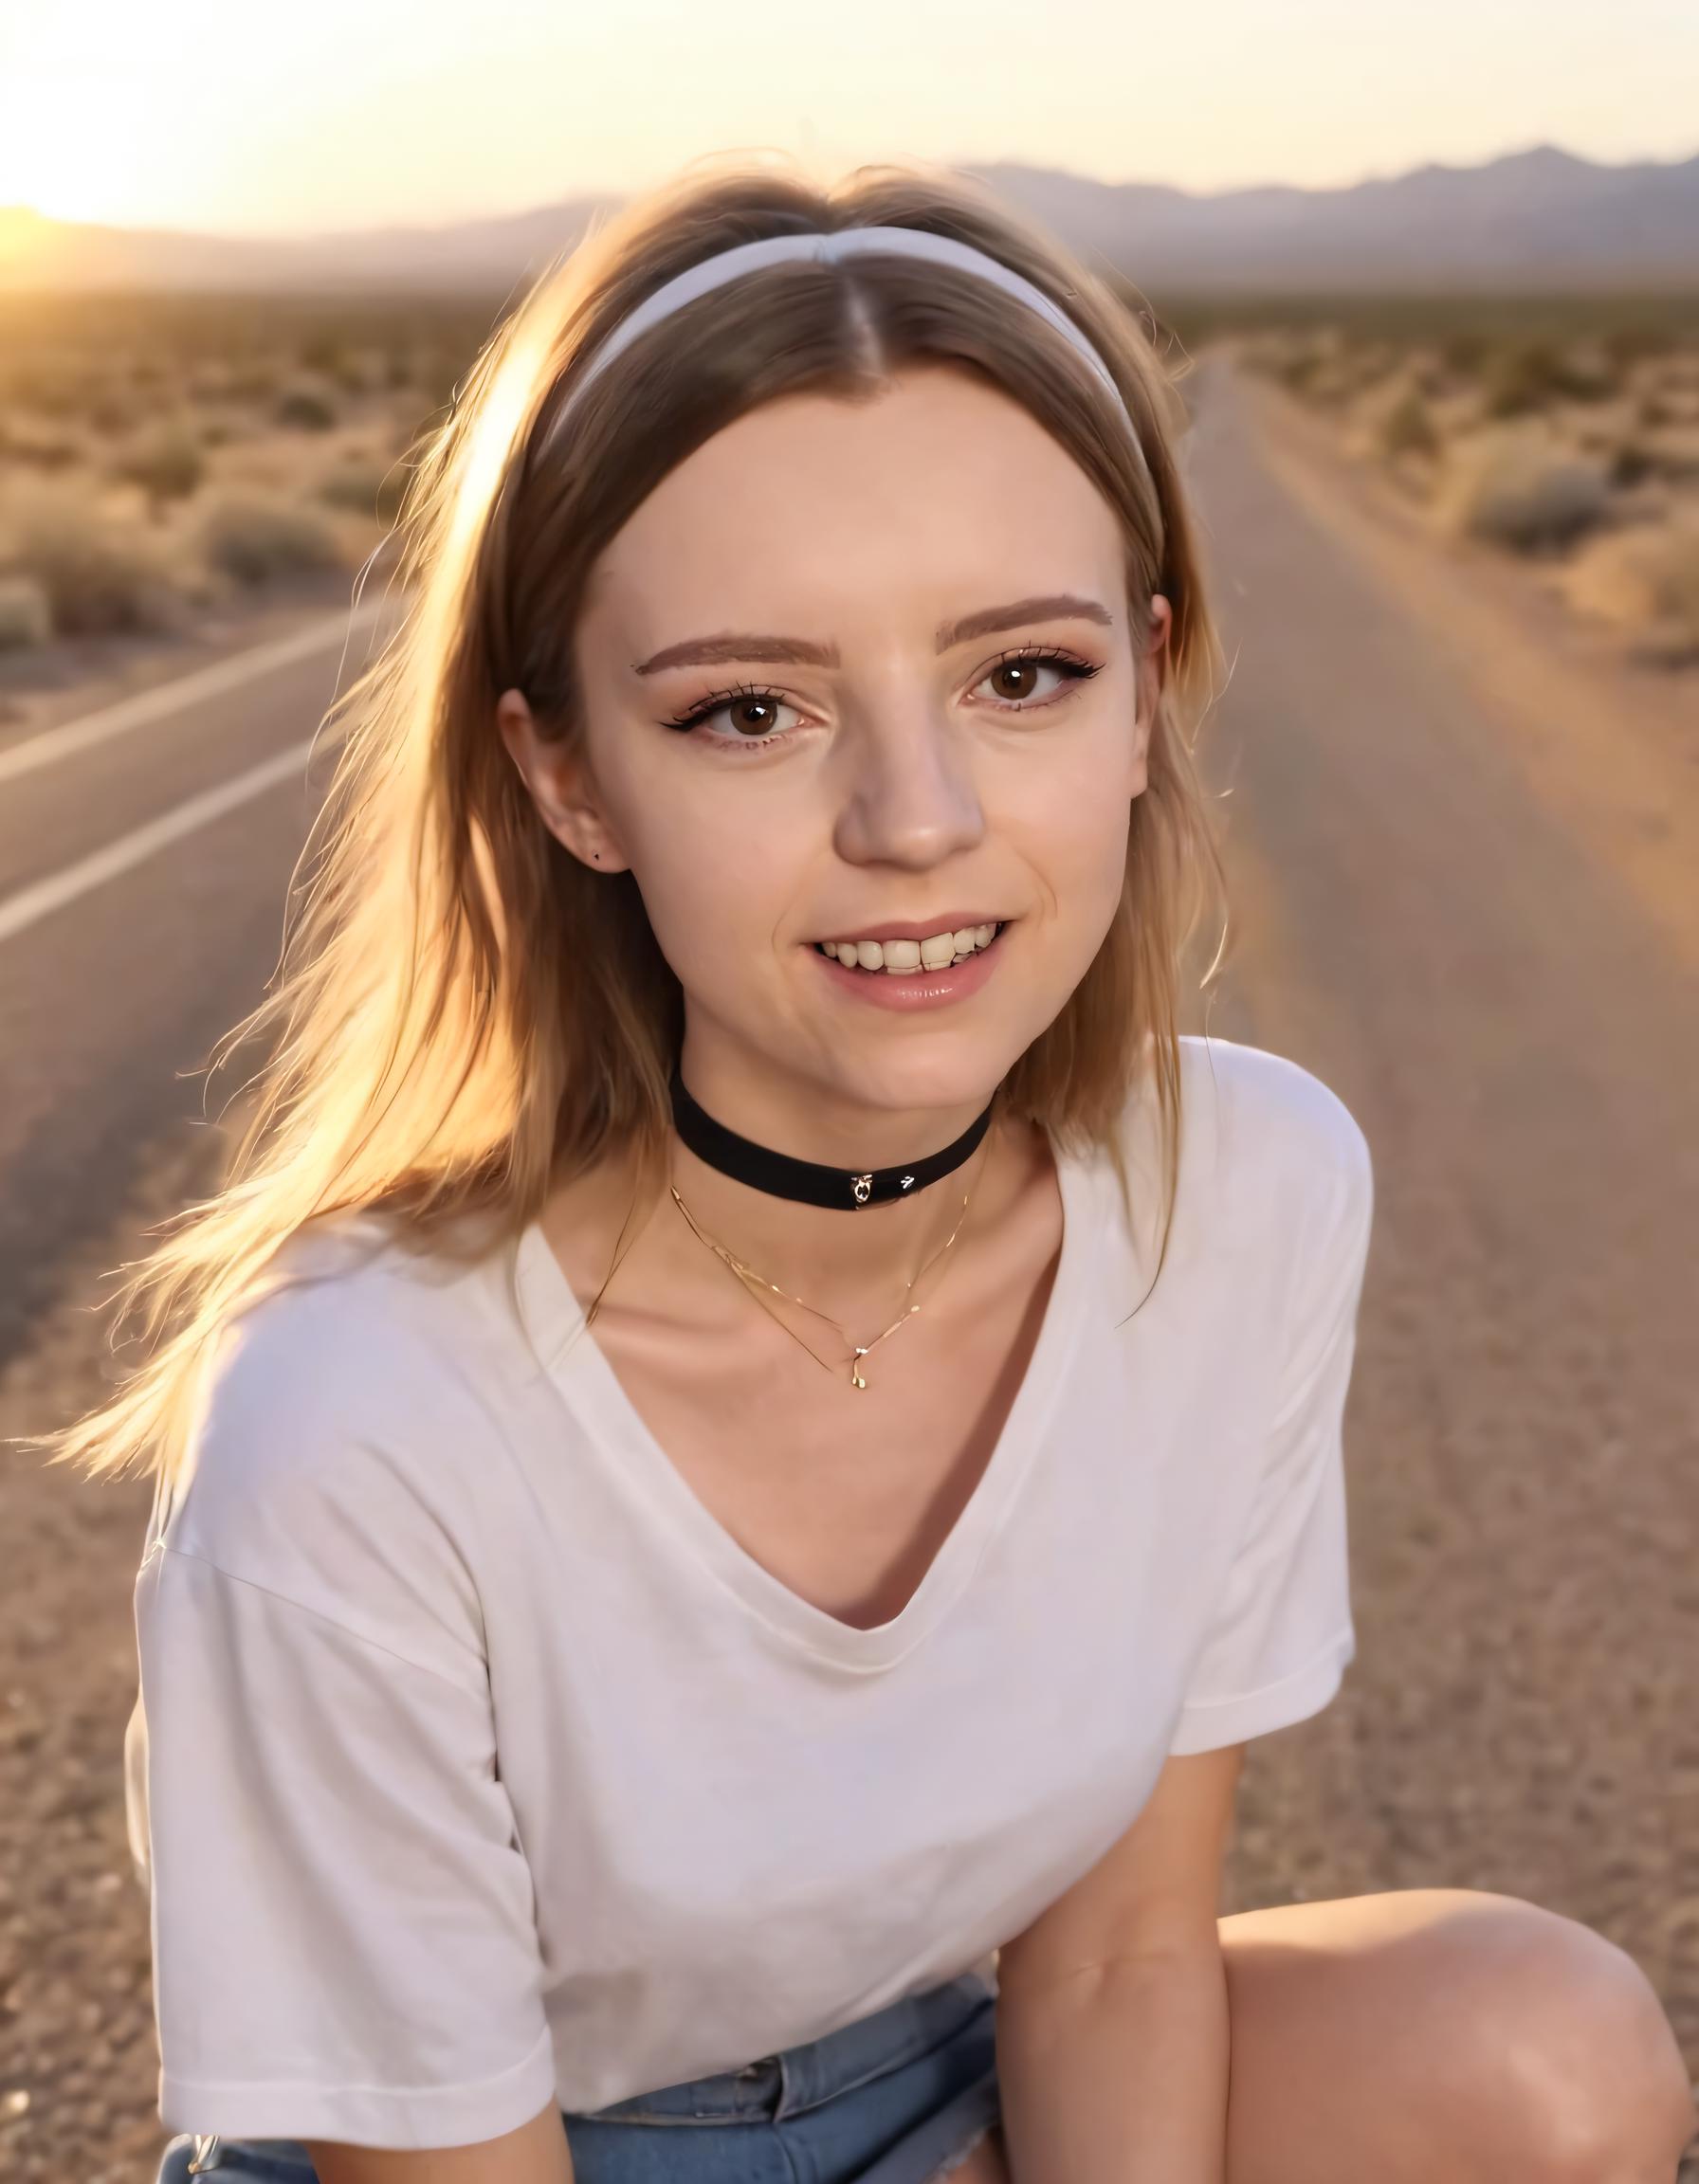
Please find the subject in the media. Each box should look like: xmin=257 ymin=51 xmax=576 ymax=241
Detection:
xmin=132 ymin=1283 xmax=559 ymax=2149
xmin=1168 ymin=1110 xmax=1373 ymax=1755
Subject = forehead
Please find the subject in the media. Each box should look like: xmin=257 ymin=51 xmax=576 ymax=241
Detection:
xmin=578 ymin=366 xmax=1126 ymax=660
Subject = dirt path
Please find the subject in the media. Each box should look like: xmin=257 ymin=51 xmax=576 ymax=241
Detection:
xmin=2 ymin=348 xmax=1694 ymax=2178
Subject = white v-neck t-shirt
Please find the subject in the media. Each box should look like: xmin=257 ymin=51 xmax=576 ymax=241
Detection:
xmin=126 ymin=1033 xmax=1374 ymax=2147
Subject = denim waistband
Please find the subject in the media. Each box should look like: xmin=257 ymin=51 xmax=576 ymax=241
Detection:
xmin=574 ymin=1971 xmax=996 ymax=2125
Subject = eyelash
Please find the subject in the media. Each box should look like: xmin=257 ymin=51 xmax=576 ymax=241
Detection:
xmin=660 ymin=644 xmax=1105 ymax=756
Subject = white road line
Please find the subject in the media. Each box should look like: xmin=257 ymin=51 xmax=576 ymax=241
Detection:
xmin=0 ymin=596 xmax=387 ymax=788
xmin=0 ymin=734 xmax=337 ymax=946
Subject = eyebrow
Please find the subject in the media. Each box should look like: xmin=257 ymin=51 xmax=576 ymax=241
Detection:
xmin=630 ymin=593 xmax=1115 ymax=676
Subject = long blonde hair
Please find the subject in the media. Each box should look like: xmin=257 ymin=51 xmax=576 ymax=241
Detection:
xmin=23 ymin=151 xmax=1230 ymax=1493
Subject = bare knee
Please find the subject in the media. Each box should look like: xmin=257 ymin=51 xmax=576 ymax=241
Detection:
xmin=1441 ymin=1896 xmax=1695 ymax=2184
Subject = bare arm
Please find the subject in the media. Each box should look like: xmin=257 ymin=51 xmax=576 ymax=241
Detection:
xmin=305 ymin=2097 xmax=574 ymax=2184
xmin=995 ymin=1742 xmax=1245 ymax=2184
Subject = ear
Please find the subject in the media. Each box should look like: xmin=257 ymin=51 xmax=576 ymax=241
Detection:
xmin=496 ymin=688 xmax=632 ymax=874
xmin=1131 ymin=593 xmax=1172 ymax=792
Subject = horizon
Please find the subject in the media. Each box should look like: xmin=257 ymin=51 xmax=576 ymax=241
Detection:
xmin=0 ymin=138 xmax=1693 ymax=253
xmin=1 ymin=0 xmax=1694 ymax=239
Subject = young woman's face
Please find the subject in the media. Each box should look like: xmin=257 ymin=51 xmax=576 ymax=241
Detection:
xmin=502 ymin=362 xmax=1169 ymax=1135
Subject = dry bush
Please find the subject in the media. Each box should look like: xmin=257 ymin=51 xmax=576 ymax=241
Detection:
xmin=1430 ymin=420 xmax=1612 ymax=553
xmin=193 ymin=488 xmax=344 ymax=587
xmin=111 ymin=420 xmax=207 ymax=512
xmin=186 ymin=360 xmax=244 ymax=405
xmin=274 ymin=381 xmax=339 ymax=431
xmin=1627 ymin=353 xmax=1699 ymax=424
xmin=324 ymin=345 xmax=391 ymax=395
xmin=0 ymin=573 xmax=52 ymax=650
xmin=1561 ymin=513 xmax=1699 ymax=664
xmin=316 ymin=455 xmax=406 ymax=525
xmin=0 ymin=413 xmax=86 ymax=472
xmin=1345 ymin=367 xmax=1440 ymax=464
xmin=1406 ymin=347 xmax=1454 ymax=399
xmin=1479 ymin=338 xmax=1615 ymax=420
xmin=0 ymin=474 xmax=192 ymax=634
xmin=84 ymin=388 xmax=144 ymax=438
xmin=1633 ymin=423 xmax=1699 ymax=482
xmin=223 ymin=359 xmax=281 ymax=403
xmin=1560 ymin=393 xmax=1642 ymax=459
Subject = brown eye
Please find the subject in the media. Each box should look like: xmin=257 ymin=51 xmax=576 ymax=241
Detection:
xmin=974 ymin=648 xmax=1103 ymax=712
xmin=662 ymin=682 xmax=804 ymax=755
xmin=988 ymin=660 xmax=1044 ymax=701
xmin=725 ymin=697 xmax=782 ymax=737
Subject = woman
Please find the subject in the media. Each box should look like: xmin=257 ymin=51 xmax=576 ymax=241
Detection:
xmin=39 ymin=155 xmax=1692 ymax=2184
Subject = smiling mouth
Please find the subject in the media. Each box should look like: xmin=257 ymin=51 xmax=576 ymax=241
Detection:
xmin=813 ymin=920 xmax=1009 ymax=975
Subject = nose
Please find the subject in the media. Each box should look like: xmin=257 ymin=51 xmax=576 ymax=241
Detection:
xmin=831 ymin=700 xmax=986 ymax=873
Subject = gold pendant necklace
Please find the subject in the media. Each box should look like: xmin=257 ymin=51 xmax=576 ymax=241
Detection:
xmin=667 ymin=1141 xmax=987 ymax=1391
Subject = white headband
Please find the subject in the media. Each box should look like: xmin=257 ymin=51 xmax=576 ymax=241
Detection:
xmin=535 ymin=224 xmax=1151 ymax=488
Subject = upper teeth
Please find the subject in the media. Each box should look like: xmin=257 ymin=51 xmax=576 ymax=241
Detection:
xmin=820 ymin=922 xmax=1000 ymax=974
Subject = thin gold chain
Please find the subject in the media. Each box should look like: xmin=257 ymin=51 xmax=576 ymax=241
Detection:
xmin=668 ymin=1138 xmax=990 ymax=1391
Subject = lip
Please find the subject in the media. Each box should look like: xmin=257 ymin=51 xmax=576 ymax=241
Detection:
xmin=812 ymin=911 xmax=1008 ymax=945
xmin=810 ymin=919 xmax=1012 ymax=1011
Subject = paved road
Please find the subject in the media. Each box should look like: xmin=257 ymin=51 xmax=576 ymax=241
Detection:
xmin=1183 ymin=355 xmax=1698 ymax=2092
xmin=0 ymin=605 xmax=388 ymax=1354
xmin=1 ymin=353 xmax=1693 ymax=2178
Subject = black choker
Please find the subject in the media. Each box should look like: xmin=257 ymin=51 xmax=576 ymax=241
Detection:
xmin=667 ymin=1062 xmax=995 ymax=1210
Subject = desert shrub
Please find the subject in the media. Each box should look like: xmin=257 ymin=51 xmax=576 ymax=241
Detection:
xmin=274 ymin=383 xmax=338 ymax=430
xmin=1633 ymin=425 xmax=1699 ymax=482
xmin=1377 ymin=388 xmax=1440 ymax=462
xmin=9 ymin=361 xmax=87 ymax=420
xmin=1480 ymin=341 xmax=1565 ymax=419
xmin=194 ymin=489 xmax=343 ymax=586
xmin=1431 ymin=421 xmax=1611 ymax=553
xmin=297 ymin=333 xmax=346 ymax=375
xmin=115 ymin=421 xmax=207 ymax=511
xmin=187 ymin=361 xmax=241 ymax=404
xmin=328 ymin=346 xmax=387 ymax=395
xmin=1265 ymin=346 xmax=1325 ymax=394
xmin=2 ymin=416 xmax=85 ymax=471
xmin=0 ymin=573 xmax=52 ymax=650
xmin=1604 ymin=325 xmax=1675 ymax=373
xmin=1610 ymin=440 xmax=1655 ymax=488
xmin=225 ymin=360 xmax=281 ymax=402
xmin=316 ymin=459 xmax=406 ymax=524
xmin=86 ymin=390 xmax=143 ymax=437
xmin=1441 ymin=329 xmax=1489 ymax=377
xmin=415 ymin=349 xmax=466 ymax=408
xmin=1562 ymin=514 xmax=1699 ymax=661
xmin=1552 ymin=341 xmax=1617 ymax=401
xmin=0 ymin=475 xmax=186 ymax=634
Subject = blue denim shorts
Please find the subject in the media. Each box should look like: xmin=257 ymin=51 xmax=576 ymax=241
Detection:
xmin=155 ymin=1971 xmax=1001 ymax=2184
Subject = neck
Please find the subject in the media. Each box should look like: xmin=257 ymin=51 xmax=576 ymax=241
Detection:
xmin=665 ymin=1047 xmax=1006 ymax=1308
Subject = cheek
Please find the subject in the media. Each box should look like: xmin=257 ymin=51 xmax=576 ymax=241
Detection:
xmin=995 ymin=737 xmax=1135 ymax=908
xmin=616 ymin=783 xmax=808 ymax=976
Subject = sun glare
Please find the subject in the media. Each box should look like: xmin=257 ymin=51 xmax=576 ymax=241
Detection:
xmin=0 ymin=77 xmax=151 ymax=227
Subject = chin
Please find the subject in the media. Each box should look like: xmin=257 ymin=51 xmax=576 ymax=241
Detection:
xmin=809 ymin=1050 xmax=1014 ymax=1118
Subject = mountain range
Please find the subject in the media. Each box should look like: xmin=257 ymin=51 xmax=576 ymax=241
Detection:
xmin=1 ymin=143 xmax=1692 ymax=296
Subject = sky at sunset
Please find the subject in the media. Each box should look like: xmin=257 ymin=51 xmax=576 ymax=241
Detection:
xmin=0 ymin=0 xmax=1691 ymax=237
